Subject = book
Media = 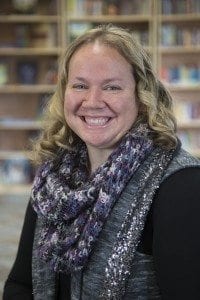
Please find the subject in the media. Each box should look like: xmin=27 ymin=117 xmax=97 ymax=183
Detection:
xmin=17 ymin=61 xmax=38 ymax=84
xmin=162 ymin=0 xmax=200 ymax=14
xmin=0 ymin=157 xmax=33 ymax=184
xmin=161 ymin=25 xmax=200 ymax=47
xmin=174 ymin=100 xmax=200 ymax=122
xmin=0 ymin=62 xmax=9 ymax=85
xmin=160 ymin=64 xmax=200 ymax=85
xmin=69 ymin=22 xmax=93 ymax=41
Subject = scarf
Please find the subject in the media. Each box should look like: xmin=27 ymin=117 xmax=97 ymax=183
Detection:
xmin=31 ymin=124 xmax=155 ymax=273
xmin=103 ymin=145 xmax=175 ymax=298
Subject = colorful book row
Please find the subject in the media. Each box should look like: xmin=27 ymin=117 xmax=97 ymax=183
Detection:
xmin=68 ymin=0 xmax=150 ymax=16
xmin=69 ymin=23 xmax=149 ymax=45
xmin=160 ymin=64 xmax=200 ymax=84
xmin=174 ymin=101 xmax=200 ymax=121
xmin=162 ymin=0 xmax=200 ymax=14
xmin=161 ymin=25 xmax=200 ymax=47
xmin=0 ymin=157 xmax=33 ymax=184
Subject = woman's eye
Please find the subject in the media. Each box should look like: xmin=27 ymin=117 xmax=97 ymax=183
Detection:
xmin=104 ymin=85 xmax=121 ymax=91
xmin=72 ymin=84 xmax=87 ymax=90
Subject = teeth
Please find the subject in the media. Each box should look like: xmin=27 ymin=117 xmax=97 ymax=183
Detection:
xmin=84 ymin=117 xmax=109 ymax=126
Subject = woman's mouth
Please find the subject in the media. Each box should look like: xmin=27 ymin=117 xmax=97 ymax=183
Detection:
xmin=83 ymin=116 xmax=111 ymax=126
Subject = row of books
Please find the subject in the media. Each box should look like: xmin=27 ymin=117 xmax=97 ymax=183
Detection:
xmin=161 ymin=25 xmax=200 ymax=47
xmin=178 ymin=130 xmax=200 ymax=152
xmin=0 ymin=24 xmax=57 ymax=48
xmin=0 ymin=60 xmax=57 ymax=85
xmin=160 ymin=64 xmax=200 ymax=84
xmin=174 ymin=101 xmax=200 ymax=121
xmin=0 ymin=139 xmax=198 ymax=186
xmin=0 ymin=157 xmax=33 ymax=185
xmin=69 ymin=23 xmax=149 ymax=45
xmin=68 ymin=0 xmax=150 ymax=16
xmin=0 ymin=0 xmax=57 ymax=15
xmin=162 ymin=0 xmax=200 ymax=14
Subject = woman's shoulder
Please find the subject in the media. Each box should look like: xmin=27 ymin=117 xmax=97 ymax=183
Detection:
xmin=152 ymin=164 xmax=200 ymax=299
xmin=154 ymin=147 xmax=200 ymax=215
xmin=162 ymin=148 xmax=200 ymax=182
xmin=153 ymin=165 xmax=200 ymax=228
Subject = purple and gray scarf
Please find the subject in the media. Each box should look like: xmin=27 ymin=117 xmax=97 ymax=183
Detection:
xmin=31 ymin=124 xmax=154 ymax=273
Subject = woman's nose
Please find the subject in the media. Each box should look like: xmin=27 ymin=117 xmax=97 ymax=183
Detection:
xmin=82 ymin=88 xmax=105 ymax=108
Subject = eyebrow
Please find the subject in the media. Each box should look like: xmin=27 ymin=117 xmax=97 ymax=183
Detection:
xmin=73 ymin=77 xmax=123 ymax=83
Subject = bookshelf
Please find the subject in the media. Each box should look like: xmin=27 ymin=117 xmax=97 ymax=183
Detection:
xmin=0 ymin=0 xmax=60 ymax=195
xmin=0 ymin=0 xmax=199 ymax=195
xmin=65 ymin=0 xmax=156 ymax=64
xmin=158 ymin=0 xmax=200 ymax=156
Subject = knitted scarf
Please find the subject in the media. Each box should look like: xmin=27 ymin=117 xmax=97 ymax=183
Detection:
xmin=31 ymin=124 xmax=155 ymax=273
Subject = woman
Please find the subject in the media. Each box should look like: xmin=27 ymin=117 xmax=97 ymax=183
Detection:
xmin=3 ymin=25 xmax=200 ymax=299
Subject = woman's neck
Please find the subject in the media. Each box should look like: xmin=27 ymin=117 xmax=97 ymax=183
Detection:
xmin=87 ymin=146 xmax=114 ymax=174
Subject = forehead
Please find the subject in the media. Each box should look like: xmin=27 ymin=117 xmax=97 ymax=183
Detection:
xmin=69 ymin=42 xmax=132 ymax=73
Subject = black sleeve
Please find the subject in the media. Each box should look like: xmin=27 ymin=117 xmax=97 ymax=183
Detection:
xmin=153 ymin=167 xmax=200 ymax=300
xmin=3 ymin=200 xmax=37 ymax=300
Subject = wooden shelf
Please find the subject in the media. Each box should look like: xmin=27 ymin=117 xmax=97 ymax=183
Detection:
xmin=159 ymin=46 xmax=200 ymax=54
xmin=0 ymin=150 xmax=29 ymax=159
xmin=67 ymin=14 xmax=152 ymax=23
xmin=0 ymin=15 xmax=61 ymax=23
xmin=164 ymin=83 xmax=200 ymax=92
xmin=0 ymin=184 xmax=32 ymax=195
xmin=0 ymin=47 xmax=62 ymax=56
xmin=0 ymin=120 xmax=41 ymax=130
xmin=159 ymin=13 xmax=200 ymax=22
xmin=0 ymin=0 xmax=199 ymax=193
xmin=0 ymin=84 xmax=56 ymax=93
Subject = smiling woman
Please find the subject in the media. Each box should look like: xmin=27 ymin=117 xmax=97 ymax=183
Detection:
xmin=64 ymin=41 xmax=138 ymax=169
xmin=3 ymin=25 xmax=200 ymax=300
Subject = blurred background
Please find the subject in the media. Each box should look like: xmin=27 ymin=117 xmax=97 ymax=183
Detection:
xmin=0 ymin=0 xmax=200 ymax=297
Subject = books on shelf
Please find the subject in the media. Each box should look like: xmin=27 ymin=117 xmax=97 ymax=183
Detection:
xmin=0 ymin=58 xmax=57 ymax=87
xmin=17 ymin=61 xmax=38 ymax=84
xmin=174 ymin=100 xmax=200 ymax=122
xmin=69 ymin=22 xmax=93 ymax=41
xmin=68 ymin=0 xmax=103 ymax=16
xmin=0 ymin=24 xmax=58 ymax=49
xmin=30 ymin=24 xmax=57 ymax=47
xmin=44 ymin=60 xmax=58 ymax=85
xmin=0 ymin=157 xmax=33 ymax=185
xmin=131 ymin=29 xmax=149 ymax=46
xmin=68 ymin=0 xmax=150 ymax=16
xmin=15 ymin=24 xmax=30 ymax=47
xmin=161 ymin=25 xmax=200 ymax=47
xmin=160 ymin=64 xmax=200 ymax=85
xmin=0 ymin=62 xmax=9 ymax=85
xmin=69 ymin=23 xmax=149 ymax=45
xmin=162 ymin=0 xmax=200 ymax=14
xmin=119 ymin=0 xmax=149 ymax=15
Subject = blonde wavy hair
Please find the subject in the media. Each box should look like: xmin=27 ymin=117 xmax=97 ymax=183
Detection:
xmin=31 ymin=24 xmax=177 ymax=165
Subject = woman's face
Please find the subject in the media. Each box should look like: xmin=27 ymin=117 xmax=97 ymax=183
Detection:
xmin=64 ymin=42 xmax=138 ymax=152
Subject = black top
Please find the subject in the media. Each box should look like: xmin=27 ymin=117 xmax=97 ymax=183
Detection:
xmin=3 ymin=168 xmax=200 ymax=300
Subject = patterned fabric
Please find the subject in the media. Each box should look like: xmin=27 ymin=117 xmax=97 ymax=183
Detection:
xmin=32 ymin=147 xmax=200 ymax=299
xmin=31 ymin=124 xmax=154 ymax=273
xmin=102 ymin=146 xmax=175 ymax=299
